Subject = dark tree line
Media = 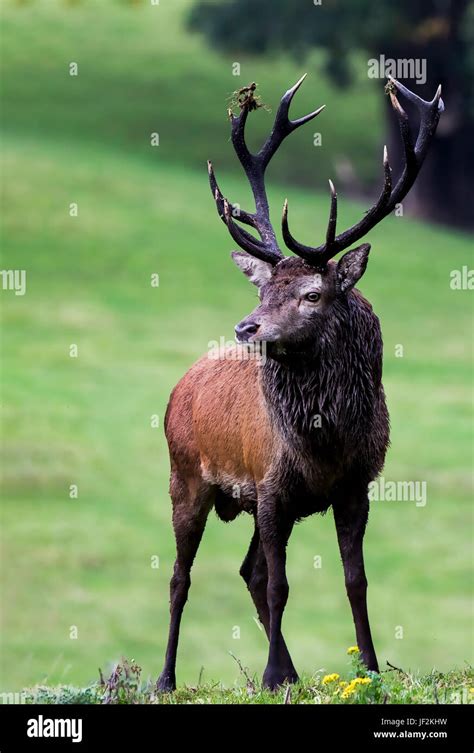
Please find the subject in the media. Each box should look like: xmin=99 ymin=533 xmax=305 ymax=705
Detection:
xmin=189 ymin=0 xmax=474 ymax=229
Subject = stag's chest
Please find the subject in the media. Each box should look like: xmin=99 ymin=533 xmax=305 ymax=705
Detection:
xmin=273 ymin=441 xmax=353 ymax=517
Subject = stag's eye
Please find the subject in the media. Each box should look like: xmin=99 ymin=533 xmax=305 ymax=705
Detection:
xmin=305 ymin=291 xmax=321 ymax=303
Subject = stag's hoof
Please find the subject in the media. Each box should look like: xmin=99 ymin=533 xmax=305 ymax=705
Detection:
xmin=262 ymin=666 xmax=299 ymax=691
xmin=156 ymin=672 xmax=176 ymax=693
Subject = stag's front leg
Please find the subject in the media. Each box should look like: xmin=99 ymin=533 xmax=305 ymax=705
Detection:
xmin=240 ymin=523 xmax=298 ymax=683
xmin=333 ymin=490 xmax=379 ymax=672
xmin=257 ymin=490 xmax=294 ymax=690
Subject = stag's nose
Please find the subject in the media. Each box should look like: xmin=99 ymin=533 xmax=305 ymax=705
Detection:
xmin=235 ymin=319 xmax=260 ymax=342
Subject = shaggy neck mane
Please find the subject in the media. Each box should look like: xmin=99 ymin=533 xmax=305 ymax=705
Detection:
xmin=261 ymin=293 xmax=383 ymax=455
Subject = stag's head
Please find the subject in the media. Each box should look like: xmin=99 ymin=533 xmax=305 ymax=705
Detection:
xmin=208 ymin=75 xmax=443 ymax=353
xmin=231 ymin=250 xmax=369 ymax=350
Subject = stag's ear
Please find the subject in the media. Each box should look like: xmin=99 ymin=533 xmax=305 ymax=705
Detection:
xmin=231 ymin=251 xmax=273 ymax=288
xmin=336 ymin=243 xmax=371 ymax=293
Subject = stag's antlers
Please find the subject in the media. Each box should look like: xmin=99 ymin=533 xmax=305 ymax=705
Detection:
xmin=209 ymin=75 xmax=444 ymax=269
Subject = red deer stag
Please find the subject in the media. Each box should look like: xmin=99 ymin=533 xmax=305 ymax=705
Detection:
xmin=157 ymin=75 xmax=443 ymax=691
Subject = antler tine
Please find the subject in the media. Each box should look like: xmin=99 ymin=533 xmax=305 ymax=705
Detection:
xmin=259 ymin=74 xmax=326 ymax=171
xmin=223 ymin=199 xmax=282 ymax=264
xmin=326 ymin=179 xmax=337 ymax=248
xmin=330 ymin=144 xmax=392 ymax=253
xmin=282 ymin=179 xmax=339 ymax=267
xmin=282 ymin=78 xmax=443 ymax=265
xmin=220 ymin=194 xmax=267 ymax=251
xmin=207 ymin=160 xmax=257 ymax=229
xmin=281 ymin=198 xmax=297 ymax=252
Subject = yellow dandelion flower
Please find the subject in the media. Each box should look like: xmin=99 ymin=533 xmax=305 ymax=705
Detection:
xmin=341 ymin=685 xmax=356 ymax=699
xmin=340 ymin=676 xmax=372 ymax=698
xmin=347 ymin=646 xmax=360 ymax=655
xmin=352 ymin=677 xmax=371 ymax=686
xmin=322 ymin=673 xmax=340 ymax=685
xmin=470 ymin=688 xmax=474 ymax=694
xmin=341 ymin=679 xmax=358 ymax=696
xmin=339 ymin=681 xmax=348 ymax=688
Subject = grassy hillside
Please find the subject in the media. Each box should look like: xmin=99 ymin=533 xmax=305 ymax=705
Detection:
xmin=1 ymin=132 xmax=472 ymax=692
xmin=0 ymin=0 xmax=472 ymax=697
xmin=1 ymin=0 xmax=381 ymax=187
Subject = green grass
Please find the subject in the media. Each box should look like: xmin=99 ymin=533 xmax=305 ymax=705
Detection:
xmin=0 ymin=0 xmax=472 ymax=700
xmin=0 ymin=0 xmax=382 ymax=187
xmin=18 ymin=656 xmax=474 ymax=705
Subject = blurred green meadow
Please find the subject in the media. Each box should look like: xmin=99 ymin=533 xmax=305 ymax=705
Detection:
xmin=0 ymin=0 xmax=472 ymax=694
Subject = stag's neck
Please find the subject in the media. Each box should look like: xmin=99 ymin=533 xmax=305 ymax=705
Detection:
xmin=261 ymin=296 xmax=382 ymax=453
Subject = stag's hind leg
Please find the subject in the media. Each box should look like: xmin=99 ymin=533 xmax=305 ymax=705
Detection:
xmin=240 ymin=524 xmax=298 ymax=684
xmin=157 ymin=471 xmax=213 ymax=692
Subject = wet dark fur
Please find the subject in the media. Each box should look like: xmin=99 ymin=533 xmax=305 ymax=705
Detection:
xmin=263 ymin=289 xmax=389 ymax=511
